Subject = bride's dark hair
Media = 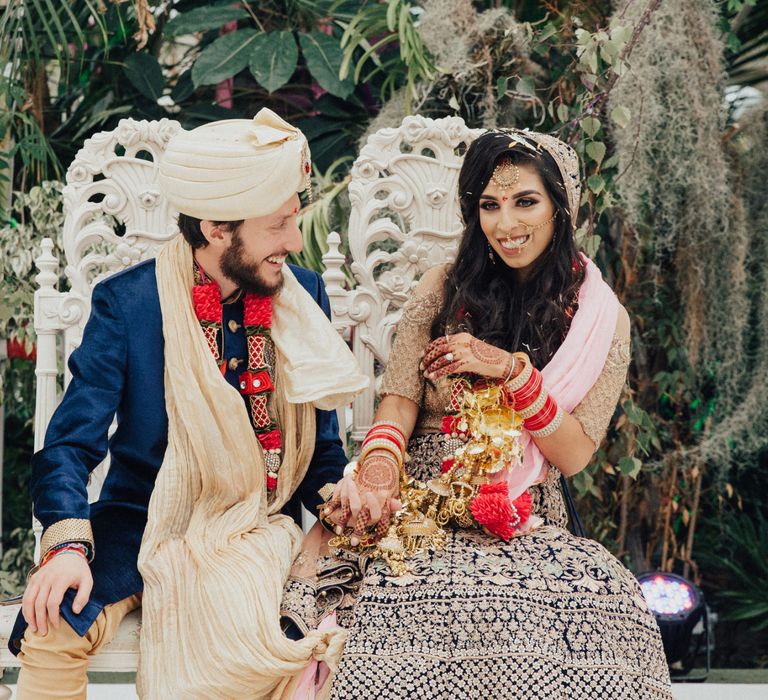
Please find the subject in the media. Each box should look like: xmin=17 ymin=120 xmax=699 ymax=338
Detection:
xmin=431 ymin=131 xmax=584 ymax=368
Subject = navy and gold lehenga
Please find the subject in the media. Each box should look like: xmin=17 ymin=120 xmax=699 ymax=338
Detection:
xmin=282 ymin=289 xmax=673 ymax=699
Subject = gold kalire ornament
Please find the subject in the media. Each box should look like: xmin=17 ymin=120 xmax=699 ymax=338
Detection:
xmin=330 ymin=379 xmax=526 ymax=575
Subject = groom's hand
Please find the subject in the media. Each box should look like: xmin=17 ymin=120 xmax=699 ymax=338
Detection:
xmin=23 ymin=553 xmax=93 ymax=636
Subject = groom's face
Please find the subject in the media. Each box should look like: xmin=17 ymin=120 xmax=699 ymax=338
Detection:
xmin=219 ymin=194 xmax=303 ymax=296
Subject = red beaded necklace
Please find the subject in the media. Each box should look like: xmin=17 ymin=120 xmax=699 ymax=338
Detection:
xmin=192 ymin=263 xmax=283 ymax=493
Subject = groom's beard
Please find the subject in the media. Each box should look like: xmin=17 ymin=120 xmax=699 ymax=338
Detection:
xmin=220 ymin=228 xmax=284 ymax=297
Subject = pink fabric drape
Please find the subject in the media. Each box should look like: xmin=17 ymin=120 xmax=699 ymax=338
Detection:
xmin=496 ymin=254 xmax=620 ymax=501
xmin=291 ymin=613 xmax=336 ymax=698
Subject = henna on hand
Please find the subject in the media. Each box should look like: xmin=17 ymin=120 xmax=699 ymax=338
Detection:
xmin=420 ymin=337 xmax=450 ymax=369
xmin=469 ymin=337 xmax=508 ymax=368
xmin=356 ymin=454 xmax=399 ymax=494
xmin=428 ymin=359 xmax=466 ymax=380
xmin=322 ymin=495 xmax=341 ymax=518
xmin=424 ymin=352 xmax=458 ymax=375
xmin=373 ymin=499 xmax=391 ymax=540
xmin=350 ymin=505 xmax=372 ymax=545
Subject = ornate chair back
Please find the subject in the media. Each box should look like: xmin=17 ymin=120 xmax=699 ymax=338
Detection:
xmin=320 ymin=115 xmax=481 ymax=441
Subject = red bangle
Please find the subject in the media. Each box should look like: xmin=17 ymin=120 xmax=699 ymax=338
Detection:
xmin=524 ymin=396 xmax=554 ymax=428
xmin=362 ymin=432 xmax=404 ymax=452
xmin=513 ymin=372 xmax=543 ymax=410
xmin=510 ymin=368 xmax=541 ymax=403
xmin=525 ymin=398 xmax=558 ymax=429
xmin=363 ymin=427 xmax=406 ymax=448
xmin=524 ymin=396 xmax=559 ymax=431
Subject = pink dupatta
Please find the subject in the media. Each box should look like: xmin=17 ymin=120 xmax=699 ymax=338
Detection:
xmin=495 ymin=254 xmax=619 ymax=501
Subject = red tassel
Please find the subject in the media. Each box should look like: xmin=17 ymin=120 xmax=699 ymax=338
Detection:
xmin=469 ymin=482 xmax=532 ymax=541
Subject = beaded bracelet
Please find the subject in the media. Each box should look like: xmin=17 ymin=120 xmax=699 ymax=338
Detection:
xmin=364 ymin=429 xmax=405 ymax=454
xmin=363 ymin=433 xmax=403 ymax=456
xmin=364 ymin=424 xmax=406 ymax=452
xmin=370 ymin=419 xmax=407 ymax=438
xmin=40 ymin=542 xmax=90 ymax=568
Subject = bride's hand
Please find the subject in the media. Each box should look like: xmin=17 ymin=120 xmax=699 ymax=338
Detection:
xmin=420 ymin=332 xmax=514 ymax=381
xmin=323 ymin=453 xmax=401 ymax=545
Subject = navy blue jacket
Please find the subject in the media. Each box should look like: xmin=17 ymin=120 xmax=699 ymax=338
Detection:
xmin=10 ymin=260 xmax=346 ymax=650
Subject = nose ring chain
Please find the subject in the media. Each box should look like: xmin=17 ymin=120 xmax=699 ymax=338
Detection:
xmin=503 ymin=212 xmax=557 ymax=247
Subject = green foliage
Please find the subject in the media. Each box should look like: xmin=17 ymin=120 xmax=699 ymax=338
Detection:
xmin=1 ymin=527 xmax=35 ymax=598
xmin=719 ymin=0 xmax=768 ymax=86
xmin=0 ymin=1 xmax=373 ymax=193
xmin=0 ymin=182 xmax=65 ymax=346
xmin=248 ymin=31 xmax=300 ymax=93
xmin=192 ymin=28 xmax=261 ymax=86
xmin=165 ymin=6 xmax=251 ymax=37
xmin=339 ymin=0 xmax=436 ymax=105
xmin=696 ymin=510 xmax=768 ymax=632
xmin=124 ymin=52 xmax=165 ymax=101
xmin=299 ymin=31 xmax=355 ymax=99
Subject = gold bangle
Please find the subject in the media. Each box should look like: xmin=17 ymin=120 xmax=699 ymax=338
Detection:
xmin=507 ymin=353 xmax=532 ymax=390
xmin=502 ymin=353 xmax=516 ymax=384
xmin=359 ymin=440 xmax=403 ymax=468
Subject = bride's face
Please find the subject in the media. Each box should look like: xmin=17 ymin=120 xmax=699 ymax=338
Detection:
xmin=478 ymin=161 xmax=556 ymax=278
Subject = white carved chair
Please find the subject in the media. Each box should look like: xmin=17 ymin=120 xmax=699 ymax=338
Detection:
xmin=0 ymin=114 xmax=481 ymax=689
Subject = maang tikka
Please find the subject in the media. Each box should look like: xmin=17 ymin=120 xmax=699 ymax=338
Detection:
xmin=490 ymin=156 xmax=519 ymax=190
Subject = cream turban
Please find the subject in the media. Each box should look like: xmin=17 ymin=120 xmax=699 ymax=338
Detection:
xmin=158 ymin=108 xmax=311 ymax=221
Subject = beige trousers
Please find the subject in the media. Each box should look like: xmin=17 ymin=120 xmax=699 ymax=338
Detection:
xmin=16 ymin=594 xmax=141 ymax=700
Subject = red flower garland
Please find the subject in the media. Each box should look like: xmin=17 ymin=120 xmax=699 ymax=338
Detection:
xmin=193 ymin=281 xmax=223 ymax=323
xmin=192 ymin=263 xmax=282 ymax=493
xmin=243 ymin=295 xmax=272 ymax=327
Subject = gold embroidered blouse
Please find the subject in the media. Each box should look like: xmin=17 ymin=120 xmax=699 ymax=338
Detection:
xmin=380 ymin=287 xmax=631 ymax=449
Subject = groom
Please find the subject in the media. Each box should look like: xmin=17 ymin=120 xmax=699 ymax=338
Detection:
xmin=10 ymin=109 xmax=365 ymax=698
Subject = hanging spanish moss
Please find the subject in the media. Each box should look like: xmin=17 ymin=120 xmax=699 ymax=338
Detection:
xmin=361 ymin=0 xmax=536 ymax=138
xmin=710 ymin=106 xmax=768 ymax=465
xmin=420 ymin=0 xmax=535 ymax=127
xmin=609 ymin=0 xmax=761 ymax=474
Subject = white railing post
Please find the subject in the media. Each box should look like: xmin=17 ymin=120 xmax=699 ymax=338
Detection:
xmin=31 ymin=238 xmax=60 ymax=557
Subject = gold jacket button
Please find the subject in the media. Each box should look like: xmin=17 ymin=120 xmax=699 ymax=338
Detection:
xmin=227 ymin=357 xmax=243 ymax=371
xmin=228 ymin=320 xmax=241 ymax=333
